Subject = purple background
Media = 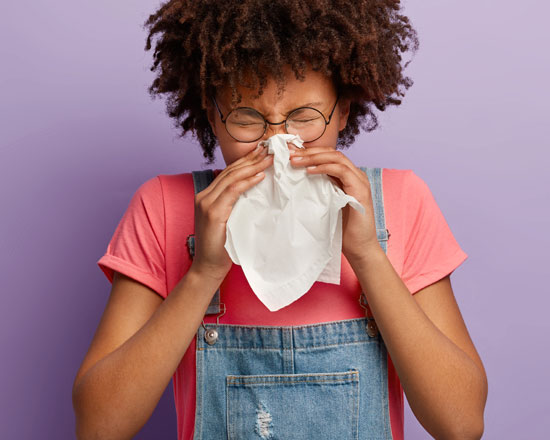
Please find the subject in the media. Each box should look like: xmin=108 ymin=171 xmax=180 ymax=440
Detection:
xmin=1 ymin=1 xmax=548 ymax=438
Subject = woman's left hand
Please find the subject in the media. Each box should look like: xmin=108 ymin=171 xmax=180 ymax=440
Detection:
xmin=289 ymin=146 xmax=381 ymax=264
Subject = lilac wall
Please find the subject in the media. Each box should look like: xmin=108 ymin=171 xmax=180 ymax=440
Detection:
xmin=1 ymin=1 xmax=548 ymax=438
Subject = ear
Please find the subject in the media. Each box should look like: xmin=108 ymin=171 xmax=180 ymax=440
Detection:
xmin=337 ymin=98 xmax=351 ymax=132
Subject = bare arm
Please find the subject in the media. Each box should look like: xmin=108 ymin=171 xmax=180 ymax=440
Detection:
xmin=72 ymin=268 xmax=222 ymax=440
xmin=288 ymin=145 xmax=488 ymax=439
xmin=348 ymin=247 xmax=488 ymax=440
xmin=73 ymin=145 xmax=273 ymax=439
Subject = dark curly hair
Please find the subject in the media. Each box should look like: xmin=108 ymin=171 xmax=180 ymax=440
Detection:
xmin=143 ymin=0 xmax=419 ymax=164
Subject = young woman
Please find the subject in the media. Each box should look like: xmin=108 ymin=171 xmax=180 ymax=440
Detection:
xmin=72 ymin=1 xmax=488 ymax=439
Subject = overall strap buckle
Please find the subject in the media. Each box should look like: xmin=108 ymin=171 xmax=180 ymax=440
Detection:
xmin=358 ymin=293 xmax=379 ymax=338
xmin=201 ymin=302 xmax=227 ymax=345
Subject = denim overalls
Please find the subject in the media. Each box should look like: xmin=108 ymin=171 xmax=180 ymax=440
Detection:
xmin=187 ymin=167 xmax=392 ymax=439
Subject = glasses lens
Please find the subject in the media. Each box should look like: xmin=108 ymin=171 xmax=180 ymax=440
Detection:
xmin=286 ymin=108 xmax=326 ymax=142
xmin=226 ymin=108 xmax=265 ymax=142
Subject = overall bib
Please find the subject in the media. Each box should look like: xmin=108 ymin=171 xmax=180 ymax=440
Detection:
xmin=187 ymin=167 xmax=392 ymax=440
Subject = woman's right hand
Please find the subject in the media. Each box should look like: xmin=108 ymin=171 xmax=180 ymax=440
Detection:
xmin=190 ymin=144 xmax=273 ymax=281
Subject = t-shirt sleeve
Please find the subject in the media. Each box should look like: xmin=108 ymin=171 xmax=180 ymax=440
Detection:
xmin=96 ymin=176 xmax=168 ymax=299
xmin=400 ymin=170 xmax=468 ymax=295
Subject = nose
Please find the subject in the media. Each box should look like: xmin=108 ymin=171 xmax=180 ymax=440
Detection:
xmin=262 ymin=121 xmax=287 ymax=140
xmin=260 ymin=121 xmax=300 ymax=152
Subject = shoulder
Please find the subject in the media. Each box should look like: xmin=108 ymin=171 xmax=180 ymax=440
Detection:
xmin=125 ymin=176 xmax=166 ymax=215
xmin=150 ymin=170 xmax=222 ymax=214
xmin=155 ymin=169 xmax=224 ymax=197
xmin=381 ymin=167 xmax=426 ymax=189
xmin=134 ymin=175 xmax=163 ymax=197
xmin=378 ymin=167 xmax=431 ymax=204
xmin=156 ymin=169 xmax=223 ymax=188
xmin=377 ymin=168 xmax=440 ymax=246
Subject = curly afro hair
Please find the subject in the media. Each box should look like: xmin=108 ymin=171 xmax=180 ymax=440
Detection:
xmin=143 ymin=0 xmax=419 ymax=164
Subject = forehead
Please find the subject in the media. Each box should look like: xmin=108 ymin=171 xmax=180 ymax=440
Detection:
xmin=216 ymin=67 xmax=336 ymax=110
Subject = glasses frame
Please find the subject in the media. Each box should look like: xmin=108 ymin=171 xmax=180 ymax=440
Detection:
xmin=211 ymin=95 xmax=340 ymax=143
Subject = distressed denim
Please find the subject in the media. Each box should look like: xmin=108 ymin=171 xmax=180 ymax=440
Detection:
xmin=191 ymin=167 xmax=392 ymax=439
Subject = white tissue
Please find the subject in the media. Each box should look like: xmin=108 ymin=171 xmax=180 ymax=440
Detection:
xmin=224 ymin=133 xmax=365 ymax=312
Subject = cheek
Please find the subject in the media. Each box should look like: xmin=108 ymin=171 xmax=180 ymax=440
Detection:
xmin=220 ymin=141 xmax=258 ymax=165
xmin=327 ymin=123 xmax=342 ymax=146
xmin=305 ymin=125 xmax=339 ymax=149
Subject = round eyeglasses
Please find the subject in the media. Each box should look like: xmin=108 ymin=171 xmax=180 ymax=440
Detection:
xmin=212 ymin=95 xmax=340 ymax=143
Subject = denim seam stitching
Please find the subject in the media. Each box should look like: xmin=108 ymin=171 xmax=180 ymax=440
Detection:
xmin=197 ymin=340 xmax=376 ymax=351
xmin=227 ymin=371 xmax=359 ymax=380
xmin=200 ymin=317 xmax=369 ymax=331
xmin=227 ymin=377 xmax=359 ymax=386
xmin=354 ymin=371 xmax=360 ymax=440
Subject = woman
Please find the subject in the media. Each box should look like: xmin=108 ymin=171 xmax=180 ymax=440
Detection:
xmin=72 ymin=1 xmax=488 ymax=439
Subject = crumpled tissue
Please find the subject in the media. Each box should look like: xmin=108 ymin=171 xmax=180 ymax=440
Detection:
xmin=224 ymin=133 xmax=365 ymax=312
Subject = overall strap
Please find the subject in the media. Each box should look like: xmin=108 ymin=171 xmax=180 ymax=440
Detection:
xmin=358 ymin=167 xmax=390 ymax=336
xmin=360 ymin=167 xmax=390 ymax=254
xmin=187 ymin=169 xmax=223 ymax=316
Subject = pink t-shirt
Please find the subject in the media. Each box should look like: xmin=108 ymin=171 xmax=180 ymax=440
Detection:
xmin=97 ymin=168 xmax=468 ymax=440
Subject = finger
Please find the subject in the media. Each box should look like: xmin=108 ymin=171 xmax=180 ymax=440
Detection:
xmin=203 ymin=152 xmax=273 ymax=204
xmin=216 ymin=145 xmax=269 ymax=182
xmin=304 ymin=163 xmax=364 ymax=190
xmin=213 ymin=144 xmax=266 ymax=182
xmin=287 ymin=141 xmax=305 ymax=152
xmin=211 ymin=169 xmax=269 ymax=211
xmin=290 ymin=145 xmax=334 ymax=155
xmin=200 ymin=144 xmax=267 ymax=196
xmin=291 ymin=149 xmax=367 ymax=182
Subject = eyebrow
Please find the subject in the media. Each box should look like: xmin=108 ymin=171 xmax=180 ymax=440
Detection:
xmin=229 ymin=101 xmax=325 ymax=115
xmin=281 ymin=102 xmax=323 ymax=115
xmin=297 ymin=101 xmax=323 ymax=107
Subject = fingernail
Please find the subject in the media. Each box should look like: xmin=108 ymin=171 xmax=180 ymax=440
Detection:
xmin=291 ymin=156 xmax=303 ymax=161
xmin=263 ymin=154 xmax=273 ymax=161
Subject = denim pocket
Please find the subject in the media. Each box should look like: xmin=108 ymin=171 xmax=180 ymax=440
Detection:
xmin=226 ymin=370 xmax=359 ymax=440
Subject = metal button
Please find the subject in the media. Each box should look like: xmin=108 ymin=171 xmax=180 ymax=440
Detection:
xmin=366 ymin=320 xmax=378 ymax=338
xmin=204 ymin=328 xmax=218 ymax=345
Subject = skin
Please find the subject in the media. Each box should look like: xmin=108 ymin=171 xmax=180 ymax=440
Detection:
xmin=72 ymin=66 xmax=487 ymax=439
xmin=198 ymin=66 xmax=351 ymax=279
xmin=203 ymin=65 xmax=488 ymax=438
